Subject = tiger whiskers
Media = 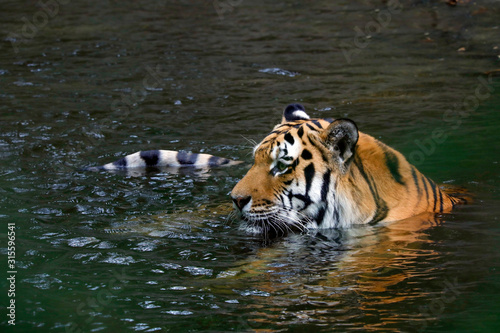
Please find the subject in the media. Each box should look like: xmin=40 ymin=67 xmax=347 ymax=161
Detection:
xmin=240 ymin=135 xmax=258 ymax=147
xmin=238 ymin=207 xmax=312 ymax=237
xmin=267 ymin=215 xmax=289 ymax=236
xmin=240 ymin=135 xmax=259 ymax=158
xmin=277 ymin=206 xmax=313 ymax=228
xmin=225 ymin=210 xmax=239 ymax=226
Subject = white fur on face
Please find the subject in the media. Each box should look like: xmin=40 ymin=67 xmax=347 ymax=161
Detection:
xmin=269 ymin=135 xmax=302 ymax=171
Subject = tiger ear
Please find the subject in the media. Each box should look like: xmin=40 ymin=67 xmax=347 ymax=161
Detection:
xmin=281 ymin=103 xmax=310 ymax=123
xmin=320 ymin=119 xmax=359 ymax=170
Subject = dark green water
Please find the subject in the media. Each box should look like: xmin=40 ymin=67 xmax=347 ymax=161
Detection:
xmin=1 ymin=0 xmax=500 ymax=332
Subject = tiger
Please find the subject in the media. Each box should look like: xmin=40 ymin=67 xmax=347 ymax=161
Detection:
xmin=87 ymin=103 xmax=465 ymax=235
xmin=230 ymin=103 xmax=465 ymax=235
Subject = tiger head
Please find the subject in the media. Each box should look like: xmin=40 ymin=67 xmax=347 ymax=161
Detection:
xmin=231 ymin=104 xmax=359 ymax=235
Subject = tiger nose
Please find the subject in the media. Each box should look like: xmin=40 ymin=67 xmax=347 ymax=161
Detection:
xmin=232 ymin=195 xmax=251 ymax=211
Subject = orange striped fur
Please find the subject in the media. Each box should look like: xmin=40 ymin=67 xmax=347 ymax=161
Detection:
xmin=231 ymin=104 xmax=465 ymax=234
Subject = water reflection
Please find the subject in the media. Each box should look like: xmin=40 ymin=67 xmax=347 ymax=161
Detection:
xmin=213 ymin=214 xmax=452 ymax=330
xmin=1 ymin=0 xmax=499 ymax=331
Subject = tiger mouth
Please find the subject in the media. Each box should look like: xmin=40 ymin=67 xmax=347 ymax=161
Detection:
xmin=241 ymin=214 xmax=273 ymax=227
xmin=239 ymin=210 xmax=308 ymax=236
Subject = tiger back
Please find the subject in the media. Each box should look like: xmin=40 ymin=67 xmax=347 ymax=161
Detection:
xmin=231 ymin=104 xmax=464 ymax=234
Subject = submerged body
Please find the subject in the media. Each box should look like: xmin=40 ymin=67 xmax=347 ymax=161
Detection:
xmin=231 ymin=104 xmax=463 ymax=233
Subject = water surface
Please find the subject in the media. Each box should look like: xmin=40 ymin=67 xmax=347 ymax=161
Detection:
xmin=1 ymin=0 xmax=499 ymax=332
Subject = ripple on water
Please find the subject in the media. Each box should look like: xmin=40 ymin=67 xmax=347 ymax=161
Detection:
xmin=162 ymin=310 xmax=193 ymax=316
xmin=258 ymin=67 xmax=299 ymax=77
xmin=184 ymin=266 xmax=213 ymax=277
xmin=101 ymin=252 xmax=137 ymax=265
xmin=72 ymin=252 xmax=102 ymax=264
xmin=236 ymin=289 xmax=271 ymax=297
xmin=76 ymin=204 xmax=115 ymax=215
xmin=96 ymin=241 xmax=115 ymax=249
xmin=131 ymin=322 xmax=153 ymax=331
xmin=67 ymin=236 xmax=100 ymax=247
xmin=22 ymin=273 xmax=62 ymax=290
xmin=139 ymin=301 xmax=161 ymax=309
xmin=132 ymin=240 xmax=162 ymax=252
xmin=169 ymin=286 xmax=188 ymax=290
xmin=158 ymin=262 xmax=182 ymax=270
xmin=33 ymin=208 xmax=63 ymax=216
xmin=36 ymin=232 xmax=70 ymax=246
xmin=13 ymin=80 xmax=34 ymax=86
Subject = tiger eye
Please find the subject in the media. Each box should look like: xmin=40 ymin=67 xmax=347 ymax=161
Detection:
xmin=277 ymin=161 xmax=288 ymax=171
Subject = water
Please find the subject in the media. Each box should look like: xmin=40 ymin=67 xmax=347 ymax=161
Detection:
xmin=1 ymin=0 xmax=500 ymax=332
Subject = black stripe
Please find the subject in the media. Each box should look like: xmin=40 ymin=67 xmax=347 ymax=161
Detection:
xmin=268 ymin=130 xmax=285 ymax=137
xmin=353 ymin=156 xmax=388 ymax=223
xmin=308 ymin=138 xmax=330 ymax=164
xmin=316 ymin=171 xmax=331 ymax=226
xmin=259 ymin=139 xmax=272 ymax=146
xmin=177 ymin=151 xmax=197 ymax=165
xmin=293 ymin=194 xmax=312 ymax=208
xmin=312 ymin=120 xmax=323 ymax=129
xmin=306 ymin=123 xmax=316 ymax=131
xmin=284 ymin=132 xmax=295 ymax=145
xmin=140 ymin=150 xmax=160 ymax=167
xmin=282 ymin=147 xmax=288 ymax=157
xmin=333 ymin=204 xmax=340 ymax=223
xmin=368 ymin=173 xmax=388 ymax=223
xmin=411 ymin=166 xmax=421 ymax=198
xmin=450 ymin=196 xmax=457 ymax=208
xmin=382 ymin=146 xmax=404 ymax=185
xmin=304 ymin=163 xmax=315 ymax=196
xmin=279 ymin=194 xmax=286 ymax=205
xmin=425 ymin=176 xmax=438 ymax=212
xmin=275 ymin=124 xmax=292 ymax=131
xmin=321 ymin=170 xmax=331 ymax=202
xmin=315 ymin=207 xmax=326 ymax=225
xmin=420 ymin=175 xmax=429 ymax=209
xmin=301 ymin=149 xmax=312 ymax=160
xmin=297 ymin=126 xmax=304 ymax=138
xmin=439 ymin=190 xmax=444 ymax=213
